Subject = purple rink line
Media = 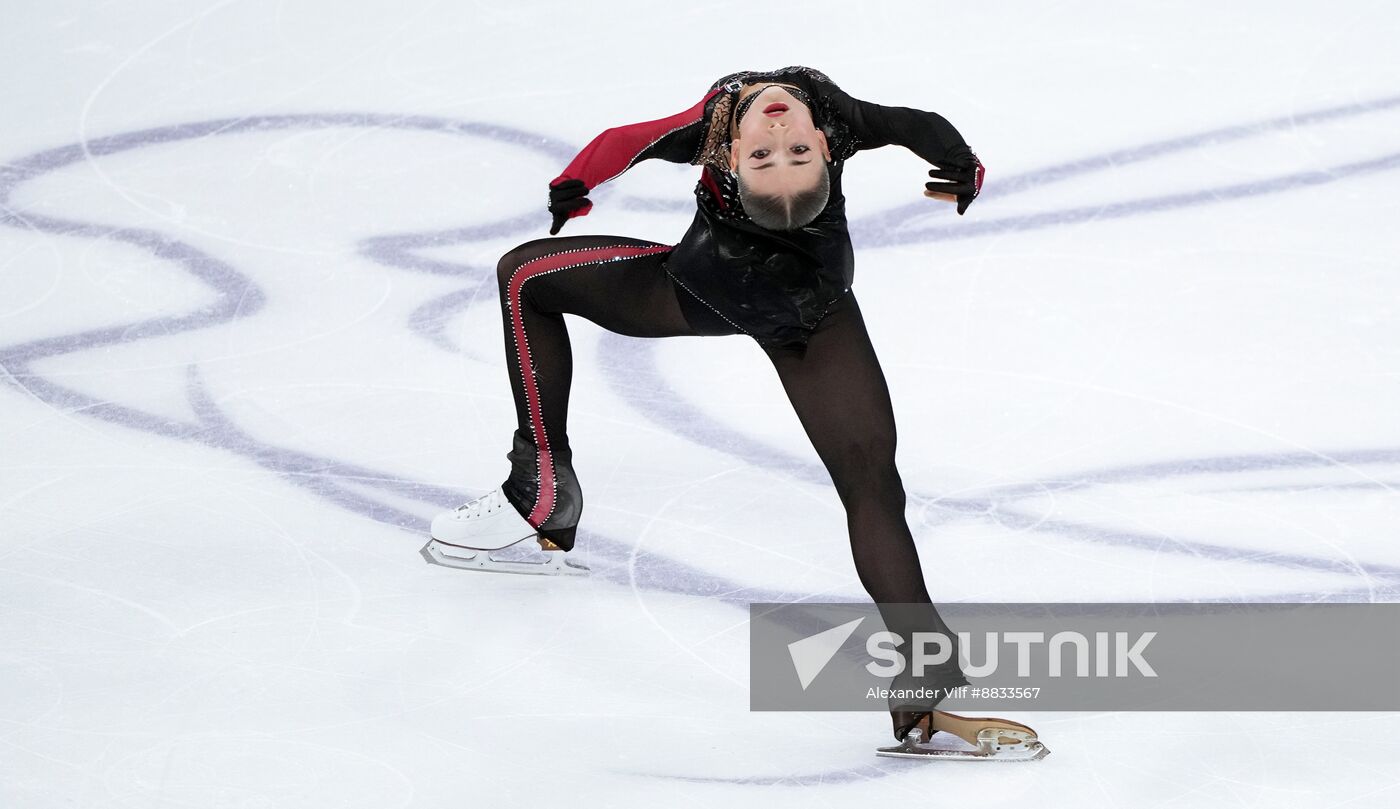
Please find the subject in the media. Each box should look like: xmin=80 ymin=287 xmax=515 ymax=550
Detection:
xmin=964 ymin=92 xmax=1400 ymax=197
xmin=0 ymin=111 xmax=1391 ymax=792
xmin=599 ymin=331 xmax=1400 ymax=586
xmin=591 ymin=86 xmax=1400 ymax=593
xmin=0 ymin=112 xmax=570 ymax=370
xmin=2 ymin=106 xmax=1395 ymax=604
xmin=0 ymin=115 xmax=547 ymax=522
xmin=854 ymin=146 xmax=1400 ymax=247
xmin=408 ymin=285 xmax=493 ymax=355
xmin=850 ymin=91 xmax=1400 ymax=246
xmin=0 ymin=113 xmax=875 ymax=617
xmin=0 ymin=101 xmax=1395 ymax=609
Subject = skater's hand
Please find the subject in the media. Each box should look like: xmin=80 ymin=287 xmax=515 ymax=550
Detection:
xmin=924 ymin=151 xmax=984 ymax=215
xmin=548 ymin=177 xmax=593 ymax=235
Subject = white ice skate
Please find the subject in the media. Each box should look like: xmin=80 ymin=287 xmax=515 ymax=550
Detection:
xmin=422 ymin=487 xmax=588 ymax=576
xmin=876 ymin=711 xmax=1049 ymax=762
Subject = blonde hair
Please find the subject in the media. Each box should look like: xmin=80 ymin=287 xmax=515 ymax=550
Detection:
xmin=736 ymin=166 xmax=831 ymax=231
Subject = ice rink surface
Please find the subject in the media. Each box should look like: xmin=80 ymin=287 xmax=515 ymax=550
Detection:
xmin=3 ymin=1 xmax=1400 ymax=805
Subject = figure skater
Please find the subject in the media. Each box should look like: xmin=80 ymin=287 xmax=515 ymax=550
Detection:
xmin=424 ymin=66 xmax=1045 ymax=761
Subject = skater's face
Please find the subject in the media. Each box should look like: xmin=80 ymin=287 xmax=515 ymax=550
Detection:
xmin=729 ymin=85 xmax=831 ymax=198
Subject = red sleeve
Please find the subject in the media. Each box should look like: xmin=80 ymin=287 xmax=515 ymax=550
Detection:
xmin=552 ymin=88 xmax=720 ymax=190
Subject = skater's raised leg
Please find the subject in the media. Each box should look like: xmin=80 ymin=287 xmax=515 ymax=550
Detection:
xmin=427 ymin=235 xmax=705 ymax=573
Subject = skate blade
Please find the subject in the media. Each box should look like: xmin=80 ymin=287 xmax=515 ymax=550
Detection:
xmin=421 ymin=538 xmax=589 ymax=577
xmin=876 ymin=728 xmax=1049 ymax=762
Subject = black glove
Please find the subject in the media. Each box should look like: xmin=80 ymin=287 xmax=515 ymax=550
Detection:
xmin=548 ymin=178 xmax=592 ymax=235
xmin=925 ymin=151 xmax=985 ymax=215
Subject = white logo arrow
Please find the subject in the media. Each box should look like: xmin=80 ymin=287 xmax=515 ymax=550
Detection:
xmin=787 ymin=618 xmax=865 ymax=690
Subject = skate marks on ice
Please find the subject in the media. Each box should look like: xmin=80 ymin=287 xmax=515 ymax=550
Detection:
xmin=3 ymin=99 xmax=1400 ymax=607
xmin=849 ymin=91 xmax=1400 ymax=245
xmin=0 ymin=98 xmax=1394 ymax=790
xmin=593 ymin=88 xmax=1400 ymax=605
xmin=0 ymin=114 xmax=574 ymax=541
xmin=609 ymin=331 xmax=1400 ymax=601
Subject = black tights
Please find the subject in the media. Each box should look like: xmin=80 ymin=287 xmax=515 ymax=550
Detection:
xmin=495 ymin=235 xmax=966 ymax=733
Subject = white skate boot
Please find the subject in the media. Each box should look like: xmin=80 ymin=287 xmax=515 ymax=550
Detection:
xmin=422 ymin=487 xmax=588 ymax=576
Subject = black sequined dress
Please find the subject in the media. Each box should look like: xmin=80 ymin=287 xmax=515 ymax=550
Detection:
xmin=552 ymin=66 xmax=976 ymax=349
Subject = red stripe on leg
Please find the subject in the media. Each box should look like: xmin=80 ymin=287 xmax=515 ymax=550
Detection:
xmin=507 ymin=244 xmax=672 ymax=527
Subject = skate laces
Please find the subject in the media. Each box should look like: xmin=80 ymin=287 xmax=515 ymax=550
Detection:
xmin=454 ymin=487 xmax=504 ymax=517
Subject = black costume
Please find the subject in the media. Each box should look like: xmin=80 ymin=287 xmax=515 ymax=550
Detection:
xmin=548 ymin=65 xmax=979 ymax=349
xmin=496 ymin=67 xmax=979 ymax=736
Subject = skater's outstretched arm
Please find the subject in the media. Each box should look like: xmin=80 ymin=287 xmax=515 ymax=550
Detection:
xmin=548 ymin=88 xmax=719 ymax=234
xmin=820 ymin=81 xmax=985 ymax=214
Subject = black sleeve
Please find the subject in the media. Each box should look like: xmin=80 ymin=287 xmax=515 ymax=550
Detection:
xmin=819 ymin=81 xmax=975 ymax=166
